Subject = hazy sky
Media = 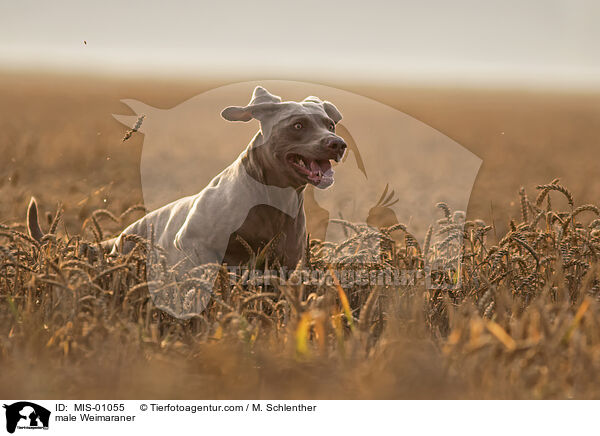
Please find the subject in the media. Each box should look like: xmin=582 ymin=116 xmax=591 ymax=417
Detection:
xmin=1 ymin=0 xmax=599 ymax=88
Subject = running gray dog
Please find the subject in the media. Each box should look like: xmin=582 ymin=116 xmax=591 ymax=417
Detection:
xmin=27 ymin=86 xmax=347 ymax=270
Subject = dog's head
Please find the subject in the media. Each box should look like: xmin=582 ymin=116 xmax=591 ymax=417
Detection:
xmin=222 ymin=86 xmax=346 ymax=189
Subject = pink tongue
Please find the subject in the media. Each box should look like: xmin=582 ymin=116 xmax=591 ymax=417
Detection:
xmin=309 ymin=160 xmax=331 ymax=175
xmin=319 ymin=160 xmax=332 ymax=172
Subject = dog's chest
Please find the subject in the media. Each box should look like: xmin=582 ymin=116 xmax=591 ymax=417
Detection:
xmin=223 ymin=203 xmax=306 ymax=269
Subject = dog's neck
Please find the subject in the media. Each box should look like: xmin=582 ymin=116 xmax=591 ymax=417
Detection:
xmin=241 ymin=131 xmax=306 ymax=194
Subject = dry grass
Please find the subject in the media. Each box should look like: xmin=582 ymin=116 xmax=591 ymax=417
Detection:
xmin=2 ymin=72 xmax=600 ymax=399
xmin=2 ymin=179 xmax=600 ymax=399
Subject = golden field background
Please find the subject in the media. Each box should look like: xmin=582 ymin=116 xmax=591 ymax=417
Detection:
xmin=1 ymin=71 xmax=600 ymax=399
xmin=2 ymin=72 xmax=599 ymax=233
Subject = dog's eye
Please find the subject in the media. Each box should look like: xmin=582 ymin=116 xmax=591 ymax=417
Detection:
xmin=293 ymin=122 xmax=303 ymax=130
xmin=328 ymin=123 xmax=335 ymax=131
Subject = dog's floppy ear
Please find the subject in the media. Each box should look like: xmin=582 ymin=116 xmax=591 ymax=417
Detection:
xmin=303 ymin=96 xmax=343 ymax=124
xmin=322 ymin=101 xmax=342 ymax=124
xmin=250 ymin=86 xmax=282 ymax=104
xmin=221 ymin=86 xmax=282 ymax=122
xmin=221 ymin=103 xmax=281 ymax=122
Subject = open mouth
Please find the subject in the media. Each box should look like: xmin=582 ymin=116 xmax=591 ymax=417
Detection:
xmin=286 ymin=153 xmax=335 ymax=186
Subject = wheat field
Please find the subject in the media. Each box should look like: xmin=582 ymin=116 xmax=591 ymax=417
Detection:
xmin=1 ymin=72 xmax=600 ymax=399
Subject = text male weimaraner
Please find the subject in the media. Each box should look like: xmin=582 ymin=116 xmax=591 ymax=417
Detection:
xmin=27 ymin=86 xmax=347 ymax=270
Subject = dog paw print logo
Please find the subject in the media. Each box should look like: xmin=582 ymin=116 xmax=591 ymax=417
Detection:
xmin=3 ymin=402 xmax=50 ymax=434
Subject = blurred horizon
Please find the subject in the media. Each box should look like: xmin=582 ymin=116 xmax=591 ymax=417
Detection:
xmin=2 ymin=0 xmax=600 ymax=90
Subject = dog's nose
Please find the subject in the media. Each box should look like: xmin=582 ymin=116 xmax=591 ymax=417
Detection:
xmin=327 ymin=137 xmax=347 ymax=155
